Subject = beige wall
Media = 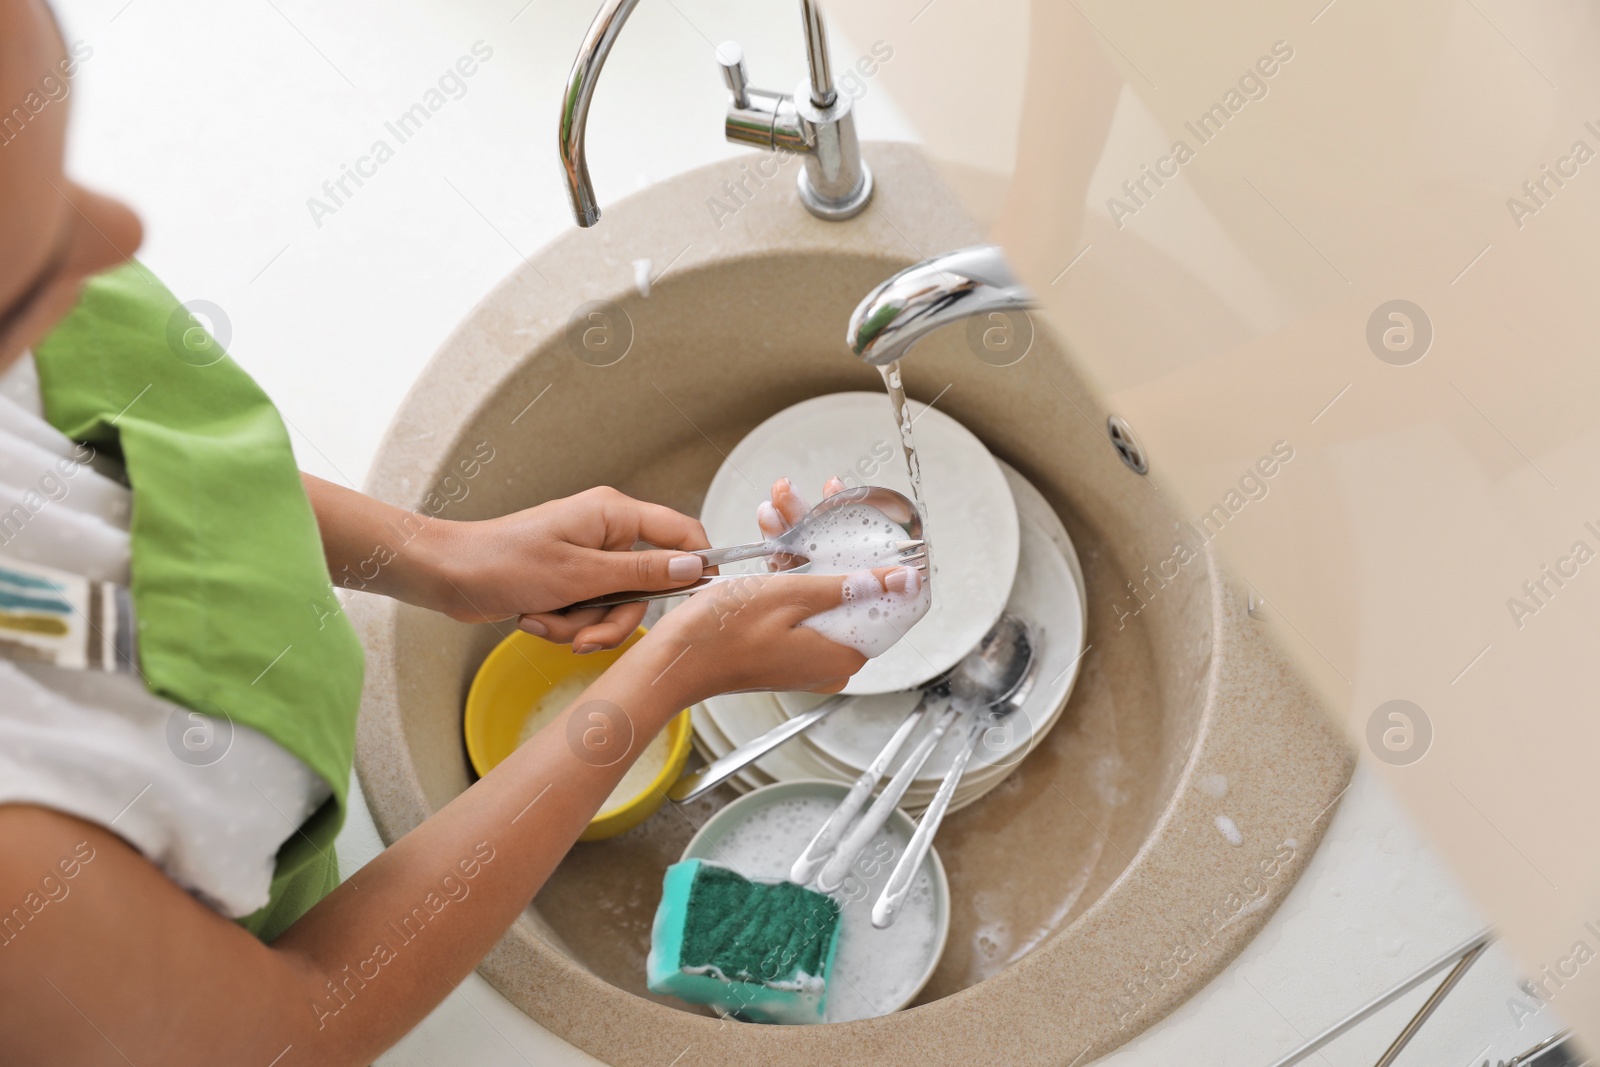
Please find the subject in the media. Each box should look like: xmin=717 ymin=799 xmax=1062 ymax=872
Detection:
xmin=838 ymin=0 xmax=1600 ymax=1039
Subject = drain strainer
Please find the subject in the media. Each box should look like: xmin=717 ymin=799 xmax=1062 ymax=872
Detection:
xmin=1107 ymin=415 xmax=1148 ymax=475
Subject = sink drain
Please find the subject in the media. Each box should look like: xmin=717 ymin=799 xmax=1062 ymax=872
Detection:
xmin=1107 ymin=415 xmax=1148 ymax=475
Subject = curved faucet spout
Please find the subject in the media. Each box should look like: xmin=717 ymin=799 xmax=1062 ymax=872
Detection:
xmin=847 ymin=245 xmax=1035 ymax=367
xmin=559 ymin=0 xmax=643 ymax=228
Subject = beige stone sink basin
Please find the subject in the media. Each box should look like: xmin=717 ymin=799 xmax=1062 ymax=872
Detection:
xmin=352 ymin=144 xmax=1353 ymax=1065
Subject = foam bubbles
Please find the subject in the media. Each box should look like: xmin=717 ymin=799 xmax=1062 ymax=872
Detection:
xmin=792 ymin=504 xmax=931 ymax=657
xmin=708 ymin=792 xmax=942 ymax=1022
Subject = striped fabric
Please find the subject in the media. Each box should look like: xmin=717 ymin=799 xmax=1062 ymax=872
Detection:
xmin=0 ymin=555 xmax=136 ymax=672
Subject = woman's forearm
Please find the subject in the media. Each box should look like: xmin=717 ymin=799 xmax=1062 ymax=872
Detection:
xmin=0 ymin=632 xmax=693 ymax=1067
xmin=271 ymin=631 xmax=691 ymax=1062
xmin=299 ymin=473 xmax=454 ymax=608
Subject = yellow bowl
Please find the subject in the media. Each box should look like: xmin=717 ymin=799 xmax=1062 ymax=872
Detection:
xmin=463 ymin=627 xmax=692 ymax=842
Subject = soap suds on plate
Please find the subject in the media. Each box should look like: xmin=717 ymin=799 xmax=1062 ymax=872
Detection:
xmin=519 ymin=675 xmax=670 ymax=814
xmin=704 ymin=793 xmax=942 ymax=1021
xmin=633 ymin=258 xmax=652 ymax=298
xmin=1197 ymin=773 xmax=1228 ymax=799
xmin=1214 ymin=814 xmax=1243 ymax=846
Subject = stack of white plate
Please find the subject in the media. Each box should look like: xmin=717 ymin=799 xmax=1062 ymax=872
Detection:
xmin=688 ymin=393 xmax=1088 ymax=815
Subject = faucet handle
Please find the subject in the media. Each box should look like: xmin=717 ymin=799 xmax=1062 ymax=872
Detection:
xmin=719 ymin=41 xmax=805 ymax=154
xmin=716 ymin=41 xmax=750 ymax=108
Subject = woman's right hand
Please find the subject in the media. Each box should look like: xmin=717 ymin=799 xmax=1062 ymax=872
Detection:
xmin=638 ymin=563 xmax=921 ymax=707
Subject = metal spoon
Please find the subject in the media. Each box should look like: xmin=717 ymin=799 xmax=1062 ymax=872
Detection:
xmin=789 ymin=670 xmax=953 ymax=886
xmin=809 ymin=613 xmax=1036 ymax=892
xmin=566 ymin=484 xmax=925 ymax=611
xmin=872 ymin=619 xmax=1041 ymax=928
xmin=692 ymin=484 xmax=924 ymax=570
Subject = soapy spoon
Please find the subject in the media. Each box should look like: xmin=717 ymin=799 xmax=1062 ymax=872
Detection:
xmin=872 ymin=619 xmax=1041 ymax=928
xmin=693 ymin=485 xmax=924 ymax=570
xmin=809 ymin=613 xmax=1036 ymax=893
xmin=564 ymin=484 xmax=926 ymax=611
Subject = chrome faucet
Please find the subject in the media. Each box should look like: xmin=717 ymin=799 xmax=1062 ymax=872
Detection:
xmin=847 ymin=245 xmax=1035 ymax=366
xmin=559 ymin=0 xmax=872 ymax=228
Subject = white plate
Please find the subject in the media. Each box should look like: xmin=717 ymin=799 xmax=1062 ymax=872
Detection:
xmin=702 ymin=691 xmax=843 ymax=787
xmin=680 ymin=779 xmax=951 ymax=1022
xmin=688 ymin=704 xmax=766 ymax=794
xmin=700 ymin=392 xmax=1020 ymax=695
xmin=791 ymin=462 xmax=1088 ymax=782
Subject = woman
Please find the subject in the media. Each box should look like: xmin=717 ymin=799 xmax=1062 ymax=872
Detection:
xmin=0 ymin=3 xmax=925 ymax=1063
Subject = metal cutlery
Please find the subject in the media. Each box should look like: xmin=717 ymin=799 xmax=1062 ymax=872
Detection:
xmin=664 ymin=693 xmax=850 ymax=803
xmin=802 ymin=613 xmax=1035 ymax=893
xmin=873 ymin=619 xmax=1040 ymax=928
xmin=792 ymin=685 xmax=946 ymax=886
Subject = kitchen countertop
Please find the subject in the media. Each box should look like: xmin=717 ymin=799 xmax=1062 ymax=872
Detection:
xmin=53 ymin=0 xmax=1573 ymax=1061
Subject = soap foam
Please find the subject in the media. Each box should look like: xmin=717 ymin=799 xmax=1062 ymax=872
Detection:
xmin=709 ymin=793 xmax=941 ymax=1022
xmin=792 ymin=503 xmax=931 ymax=657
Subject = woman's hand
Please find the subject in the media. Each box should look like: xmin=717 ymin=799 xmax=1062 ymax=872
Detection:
xmin=494 ymin=477 xmax=845 ymax=650
xmin=300 ymin=477 xmax=713 ymax=652
xmin=431 ymin=487 xmax=712 ymax=649
xmin=636 ymin=563 xmax=922 ymax=708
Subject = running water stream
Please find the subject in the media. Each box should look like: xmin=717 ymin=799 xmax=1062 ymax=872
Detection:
xmin=795 ymin=362 xmax=937 ymax=654
xmin=878 ymin=360 xmax=931 ymax=582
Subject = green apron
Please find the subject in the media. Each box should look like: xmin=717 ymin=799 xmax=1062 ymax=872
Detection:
xmin=33 ymin=263 xmax=365 ymax=942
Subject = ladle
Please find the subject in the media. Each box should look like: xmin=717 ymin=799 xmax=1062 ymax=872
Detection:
xmin=809 ymin=613 xmax=1036 ymax=893
xmin=873 ymin=619 xmax=1041 ymax=928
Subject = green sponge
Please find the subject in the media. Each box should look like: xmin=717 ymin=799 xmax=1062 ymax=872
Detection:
xmin=647 ymin=859 xmax=843 ymax=1024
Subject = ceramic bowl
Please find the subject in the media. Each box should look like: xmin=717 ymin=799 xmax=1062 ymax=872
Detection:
xmin=680 ymin=779 xmax=951 ymax=1022
xmin=464 ymin=627 xmax=693 ymax=841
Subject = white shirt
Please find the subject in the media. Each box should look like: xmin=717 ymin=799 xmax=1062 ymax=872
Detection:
xmin=0 ymin=355 xmax=329 ymax=919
